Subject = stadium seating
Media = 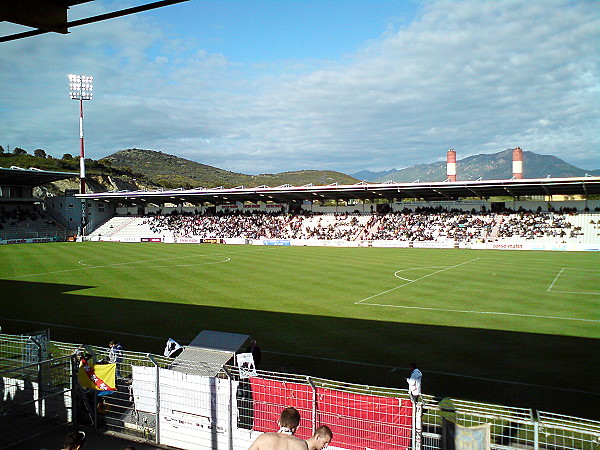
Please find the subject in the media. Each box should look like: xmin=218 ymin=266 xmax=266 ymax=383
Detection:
xmin=85 ymin=210 xmax=600 ymax=246
xmin=0 ymin=204 xmax=67 ymax=241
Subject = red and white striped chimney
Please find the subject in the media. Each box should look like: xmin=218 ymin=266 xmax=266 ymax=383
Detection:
xmin=512 ymin=147 xmax=523 ymax=179
xmin=447 ymin=149 xmax=456 ymax=182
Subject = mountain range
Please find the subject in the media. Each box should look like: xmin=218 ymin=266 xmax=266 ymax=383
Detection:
xmin=351 ymin=149 xmax=599 ymax=183
xmin=104 ymin=148 xmax=599 ymax=189
xmin=2 ymin=147 xmax=598 ymax=194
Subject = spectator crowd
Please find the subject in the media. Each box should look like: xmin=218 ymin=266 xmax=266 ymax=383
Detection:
xmin=0 ymin=205 xmax=62 ymax=239
xmin=136 ymin=208 xmax=592 ymax=244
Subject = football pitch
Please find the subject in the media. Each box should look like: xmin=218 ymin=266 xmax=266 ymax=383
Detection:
xmin=1 ymin=242 xmax=599 ymax=418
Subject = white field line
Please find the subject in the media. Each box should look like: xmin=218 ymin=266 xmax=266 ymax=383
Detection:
xmin=357 ymin=302 xmax=600 ymax=323
xmin=478 ymin=257 xmax=554 ymax=261
xmin=395 ymin=276 xmax=414 ymax=282
xmin=0 ymin=316 xmax=596 ymax=396
xmin=355 ymin=258 xmax=479 ymax=304
xmin=547 ymin=267 xmax=565 ymax=292
xmin=548 ymin=290 xmax=600 ymax=295
xmin=546 ymin=267 xmax=600 ymax=295
xmin=6 ymin=255 xmax=231 ymax=279
xmin=394 ymin=266 xmax=448 ymax=282
xmin=359 ymin=261 xmax=599 ymax=322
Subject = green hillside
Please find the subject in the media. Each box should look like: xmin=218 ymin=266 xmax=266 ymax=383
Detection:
xmin=0 ymin=148 xmax=359 ymax=192
xmin=103 ymin=148 xmax=359 ymax=188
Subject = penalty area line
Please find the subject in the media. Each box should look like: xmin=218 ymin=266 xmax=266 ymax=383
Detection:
xmin=547 ymin=267 xmax=600 ymax=295
xmin=548 ymin=290 xmax=600 ymax=296
xmin=357 ymin=303 xmax=600 ymax=323
xmin=356 ymin=258 xmax=479 ymax=304
xmin=547 ymin=267 xmax=565 ymax=292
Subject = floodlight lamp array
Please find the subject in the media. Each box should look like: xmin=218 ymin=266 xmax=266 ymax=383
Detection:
xmin=68 ymin=74 xmax=93 ymax=100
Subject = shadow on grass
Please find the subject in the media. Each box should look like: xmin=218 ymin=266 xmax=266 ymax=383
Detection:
xmin=1 ymin=279 xmax=598 ymax=419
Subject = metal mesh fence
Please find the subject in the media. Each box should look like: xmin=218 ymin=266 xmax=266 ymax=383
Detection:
xmin=537 ymin=412 xmax=600 ymax=450
xmin=49 ymin=340 xmax=172 ymax=444
xmin=1 ymin=333 xmax=599 ymax=450
xmin=0 ymin=340 xmax=73 ymax=448
xmin=421 ymin=396 xmax=536 ymax=450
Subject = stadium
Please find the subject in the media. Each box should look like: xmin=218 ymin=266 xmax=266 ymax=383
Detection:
xmin=0 ymin=158 xmax=599 ymax=449
xmin=1 ymin=2 xmax=599 ymax=448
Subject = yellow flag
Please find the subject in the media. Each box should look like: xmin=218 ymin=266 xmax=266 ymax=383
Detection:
xmin=78 ymin=359 xmax=117 ymax=391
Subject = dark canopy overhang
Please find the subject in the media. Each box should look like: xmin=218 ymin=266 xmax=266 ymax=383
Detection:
xmin=0 ymin=167 xmax=78 ymax=187
xmin=76 ymin=176 xmax=600 ymax=206
xmin=0 ymin=0 xmax=189 ymax=43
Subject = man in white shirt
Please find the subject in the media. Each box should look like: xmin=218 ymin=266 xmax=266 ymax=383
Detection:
xmin=108 ymin=340 xmax=123 ymax=378
xmin=406 ymin=362 xmax=422 ymax=402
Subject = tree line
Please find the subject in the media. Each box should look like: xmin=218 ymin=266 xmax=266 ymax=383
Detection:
xmin=1 ymin=144 xmax=91 ymax=161
xmin=0 ymin=145 xmax=142 ymax=180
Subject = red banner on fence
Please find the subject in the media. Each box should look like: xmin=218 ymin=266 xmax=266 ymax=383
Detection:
xmin=249 ymin=378 xmax=412 ymax=449
xmin=250 ymin=377 xmax=313 ymax=439
xmin=316 ymin=387 xmax=412 ymax=450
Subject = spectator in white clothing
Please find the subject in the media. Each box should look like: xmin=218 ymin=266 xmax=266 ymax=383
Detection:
xmin=108 ymin=340 xmax=123 ymax=378
xmin=407 ymin=362 xmax=422 ymax=402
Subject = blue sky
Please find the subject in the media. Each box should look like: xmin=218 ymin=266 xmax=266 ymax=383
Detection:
xmin=1 ymin=0 xmax=598 ymax=175
xmin=143 ymin=1 xmax=417 ymax=62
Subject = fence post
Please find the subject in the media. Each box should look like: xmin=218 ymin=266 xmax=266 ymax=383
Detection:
xmin=223 ymin=367 xmax=234 ymax=450
xmin=308 ymin=377 xmax=317 ymax=432
xmin=70 ymin=345 xmax=85 ymax=426
xmin=93 ymin=391 xmax=99 ymax=430
xmin=412 ymin=397 xmax=423 ymax=450
xmin=533 ymin=410 xmax=539 ymax=450
xmin=28 ymin=337 xmax=43 ymax=417
xmin=71 ymin=355 xmax=78 ymax=426
xmin=147 ymin=354 xmax=160 ymax=445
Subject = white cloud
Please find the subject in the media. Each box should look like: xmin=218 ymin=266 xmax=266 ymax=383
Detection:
xmin=0 ymin=0 xmax=598 ymax=174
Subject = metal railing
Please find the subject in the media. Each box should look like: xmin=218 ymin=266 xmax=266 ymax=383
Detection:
xmin=0 ymin=334 xmax=74 ymax=448
xmin=1 ymin=334 xmax=599 ymax=450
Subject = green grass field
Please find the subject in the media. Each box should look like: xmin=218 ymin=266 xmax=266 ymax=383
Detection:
xmin=1 ymin=242 xmax=599 ymax=418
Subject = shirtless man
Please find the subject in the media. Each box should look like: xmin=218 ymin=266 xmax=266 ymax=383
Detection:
xmin=248 ymin=406 xmax=308 ymax=450
xmin=305 ymin=425 xmax=333 ymax=450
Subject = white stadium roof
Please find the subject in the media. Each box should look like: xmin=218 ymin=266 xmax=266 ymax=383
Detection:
xmin=76 ymin=176 xmax=600 ymax=205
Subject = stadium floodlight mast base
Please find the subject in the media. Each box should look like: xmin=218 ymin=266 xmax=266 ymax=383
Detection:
xmin=68 ymin=74 xmax=93 ymax=194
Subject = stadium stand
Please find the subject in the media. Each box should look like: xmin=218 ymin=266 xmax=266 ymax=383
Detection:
xmin=0 ymin=204 xmax=67 ymax=241
xmin=91 ymin=211 xmax=372 ymax=242
xmin=86 ymin=209 xmax=600 ymax=246
xmin=91 ymin=215 xmax=146 ymax=239
xmin=0 ymin=166 xmax=77 ymax=243
xmin=368 ymin=210 xmax=496 ymax=242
